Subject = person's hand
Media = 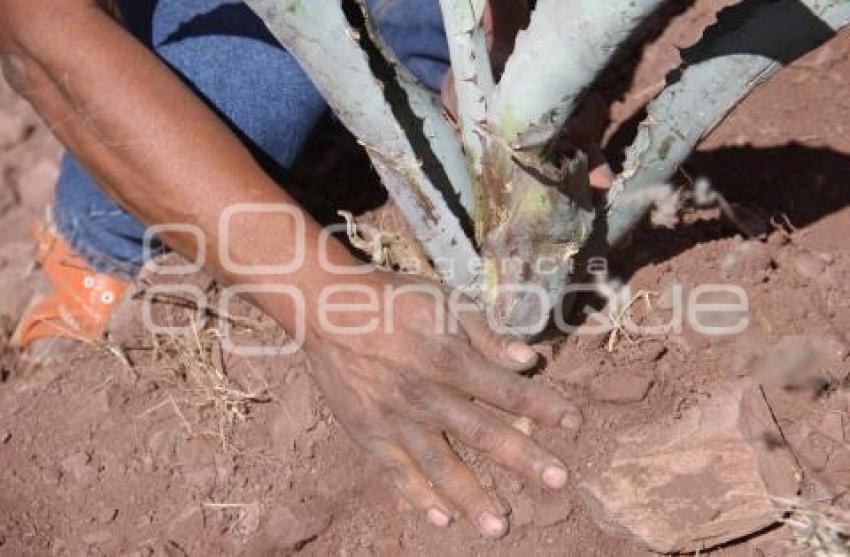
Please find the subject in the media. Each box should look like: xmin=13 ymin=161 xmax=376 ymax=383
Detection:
xmin=303 ymin=271 xmax=582 ymax=538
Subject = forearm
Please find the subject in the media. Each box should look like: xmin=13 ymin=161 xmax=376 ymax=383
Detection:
xmin=0 ymin=1 xmax=364 ymax=339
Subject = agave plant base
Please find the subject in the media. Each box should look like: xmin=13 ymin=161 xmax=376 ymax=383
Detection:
xmin=478 ymin=140 xmax=596 ymax=332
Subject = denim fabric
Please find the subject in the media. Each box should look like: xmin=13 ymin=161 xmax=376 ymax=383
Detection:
xmin=54 ymin=0 xmax=449 ymax=277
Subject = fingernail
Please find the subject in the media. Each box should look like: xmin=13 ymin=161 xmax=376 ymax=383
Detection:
xmin=427 ymin=508 xmax=451 ymax=528
xmin=477 ymin=511 xmax=508 ymax=538
xmin=542 ymin=465 xmax=568 ymax=489
xmin=560 ymin=408 xmax=583 ymax=432
xmin=506 ymin=342 xmax=537 ymax=365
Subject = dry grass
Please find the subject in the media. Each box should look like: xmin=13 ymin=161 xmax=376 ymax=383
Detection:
xmin=144 ymin=294 xmax=268 ymax=448
xmin=774 ymin=497 xmax=850 ymax=556
xmin=606 ymin=289 xmax=657 ymax=352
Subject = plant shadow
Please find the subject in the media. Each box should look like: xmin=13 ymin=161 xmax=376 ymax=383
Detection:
xmin=611 ymin=143 xmax=850 ymax=281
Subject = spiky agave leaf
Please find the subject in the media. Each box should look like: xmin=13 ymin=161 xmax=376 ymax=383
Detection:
xmin=438 ymin=0 xmax=494 ymax=180
xmin=604 ymin=0 xmax=850 ymax=248
xmin=491 ymin=0 xmax=666 ymax=147
xmin=244 ymin=0 xmax=480 ymax=289
xmin=350 ymin=0 xmax=477 ymax=218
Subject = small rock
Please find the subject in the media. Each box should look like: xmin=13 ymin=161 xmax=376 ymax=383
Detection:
xmin=788 ymin=249 xmax=829 ymax=282
xmin=255 ymin=502 xmax=332 ymax=552
xmin=579 ymin=379 xmax=800 ymax=554
xmin=553 ymin=363 xmax=597 ymax=388
xmin=81 ymin=529 xmax=114 ymax=546
xmin=533 ymin=496 xmax=573 ymax=528
xmin=61 ymin=451 xmax=97 ymax=485
xmin=270 ymin=372 xmax=320 ymax=456
xmin=549 ymin=351 xmax=600 ymax=387
xmin=41 ymin=466 xmax=61 ymax=486
xmin=96 ymin=507 xmax=119 ymax=525
xmin=589 ymin=371 xmax=653 ymax=403
xmin=720 ymin=240 xmax=773 ymax=283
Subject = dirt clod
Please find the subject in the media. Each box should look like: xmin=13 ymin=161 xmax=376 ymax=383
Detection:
xmin=720 ymin=239 xmax=774 ymax=283
xmin=60 ymin=451 xmax=97 ymax=485
xmin=589 ymin=371 xmax=653 ymax=403
xmin=253 ymin=502 xmax=332 ymax=552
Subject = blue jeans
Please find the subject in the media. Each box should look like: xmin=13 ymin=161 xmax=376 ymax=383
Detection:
xmin=54 ymin=0 xmax=449 ymax=277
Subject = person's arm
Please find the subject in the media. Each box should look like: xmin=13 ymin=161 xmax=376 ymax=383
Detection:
xmin=0 ymin=0 xmax=351 ymax=329
xmin=0 ymin=0 xmax=581 ymax=538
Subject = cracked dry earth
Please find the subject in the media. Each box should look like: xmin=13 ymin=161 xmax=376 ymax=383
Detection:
xmin=1 ymin=2 xmax=850 ymax=555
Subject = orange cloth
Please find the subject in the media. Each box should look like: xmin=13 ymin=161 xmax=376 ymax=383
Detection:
xmin=13 ymin=223 xmax=130 ymax=348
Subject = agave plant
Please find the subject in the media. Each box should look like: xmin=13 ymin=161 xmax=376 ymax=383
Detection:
xmin=244 ymin=0 xmax=850 ymax=334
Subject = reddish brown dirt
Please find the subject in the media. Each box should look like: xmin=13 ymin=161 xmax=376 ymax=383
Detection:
xmin=1 ymin=2 xmax=849 ymax=555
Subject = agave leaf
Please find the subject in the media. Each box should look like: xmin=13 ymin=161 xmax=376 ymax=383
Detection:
xmin=244 ymin=0 xmax=480 ymax=289
xmin=491 ymin=0 xmax=665 ymax=146
xmin=605 ymin=0 xmax=850 ymax=248
xmin=351 ymin=0 xmax=476 ymax=218
xmin=438 ymin=0 xmax=494 ymax=180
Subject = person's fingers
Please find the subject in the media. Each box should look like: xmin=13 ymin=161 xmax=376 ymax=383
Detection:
xmin=450 ymin=296 xmax=539 ymax=371
xmin=368 ymin=438 xmax=455 ymax=529
xmin=447 ymin=347 xmax=582 ymax=430
xmin=397 ymin=422 xmax=509 ymax=539
xmin=419 ymin=384 xmax=570 ymax=490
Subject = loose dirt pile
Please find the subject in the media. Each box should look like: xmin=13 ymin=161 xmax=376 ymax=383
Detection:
xmin=1 ymin=2 xmax=849 ymax=555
